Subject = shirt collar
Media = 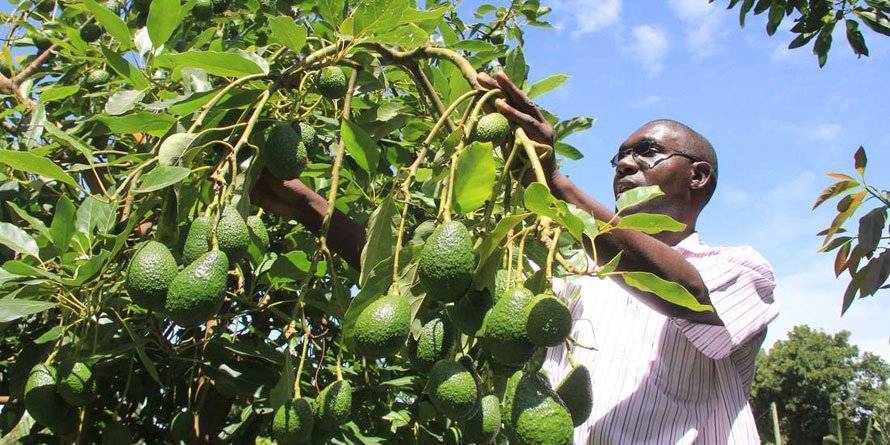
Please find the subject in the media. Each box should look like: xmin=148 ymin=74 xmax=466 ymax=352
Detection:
xmin=673 ymin=232 xmax=707 ymax=254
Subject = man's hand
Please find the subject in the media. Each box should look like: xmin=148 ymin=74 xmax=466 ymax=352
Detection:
xmin=250 ymin=170 xmax=313 ymax=220
xmin=477 ymin=71 xmax=557 ymax=183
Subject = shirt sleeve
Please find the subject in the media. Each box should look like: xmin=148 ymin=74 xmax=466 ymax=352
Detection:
xmin=672 ymin=246 xmax=778 ymax=360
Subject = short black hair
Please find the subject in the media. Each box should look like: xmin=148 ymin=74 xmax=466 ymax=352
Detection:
xmin=645 ymin=119 xmax=718 ymax=206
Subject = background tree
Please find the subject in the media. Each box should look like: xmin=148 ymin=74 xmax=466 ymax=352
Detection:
xmin=752 ymin=325 xmax=890 ymax=443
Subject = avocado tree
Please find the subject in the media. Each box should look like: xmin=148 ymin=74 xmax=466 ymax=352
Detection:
xmin=0 ymin=0 xmax=704 ymax=443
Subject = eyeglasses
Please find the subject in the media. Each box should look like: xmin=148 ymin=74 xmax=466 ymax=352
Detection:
xmin=610 ymin=140 xmax=704 ymax=170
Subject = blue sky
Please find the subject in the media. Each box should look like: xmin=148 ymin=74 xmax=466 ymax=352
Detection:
xmin=479 ymin=0 xmax=890 ymax=358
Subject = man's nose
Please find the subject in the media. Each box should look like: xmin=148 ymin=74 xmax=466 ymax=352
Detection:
xmin=614 ymin=153 xmax=639 ymax=176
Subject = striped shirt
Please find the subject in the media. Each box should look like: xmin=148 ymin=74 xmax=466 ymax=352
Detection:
xmin=543 ymin=233 xmax=778 ymax=444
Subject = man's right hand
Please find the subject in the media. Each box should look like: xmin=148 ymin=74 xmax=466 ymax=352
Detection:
xmin=250 ymin=169 xmax=312 ymax=220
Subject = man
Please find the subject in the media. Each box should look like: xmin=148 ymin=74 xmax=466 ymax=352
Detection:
xmin=251 ymin=71 xmax=778 ymax=444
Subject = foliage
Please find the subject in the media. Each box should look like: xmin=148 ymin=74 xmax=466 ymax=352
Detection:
xmin=0 ymin=0 xmax=704 ymax=442
xmin=812 ymin=147 xmax=889 ymax=315
xmin=751 ymin=325 xmax=890 ymax=444
xmin=715 ymin=0 xmax=890 ymax=66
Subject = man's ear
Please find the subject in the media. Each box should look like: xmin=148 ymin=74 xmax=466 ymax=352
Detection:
xmin=689 ymin=162 xmax=713 ymax=191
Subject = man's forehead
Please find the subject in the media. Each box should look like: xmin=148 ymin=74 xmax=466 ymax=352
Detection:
xmin=619 ymin=123 xmax=682 ymax=150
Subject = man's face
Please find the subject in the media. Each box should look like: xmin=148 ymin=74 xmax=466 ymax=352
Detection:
xmin=612 ymin=123 xmax=694 ymax=210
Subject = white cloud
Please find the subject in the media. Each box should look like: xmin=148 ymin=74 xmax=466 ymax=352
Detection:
xmin=550 ymin=0 xmax=622 ymax=36
xmin=667 ymin=0 xmax=727 ymax=59
xmin=811 ymin=123 xmax=842 ymax=141
xmin=627 ymin=25 xmax=669 ymax=78
xmin=770 ymin=42 xmax=793 ymax=61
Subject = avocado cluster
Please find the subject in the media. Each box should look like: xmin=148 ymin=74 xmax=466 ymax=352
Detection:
xmin=24 ymin=361 xmax=97 ymax=434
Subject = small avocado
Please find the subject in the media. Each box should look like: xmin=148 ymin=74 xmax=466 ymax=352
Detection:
xmin=296 ymin=122 xmax=316 ymax=147
xmin=126 ymin=240 xmax=178 ymax=312
xmin=57 ymin=361 xmax=96 ymax=407
xmin=482 ymin=288 xmax=536 ymax=366
xmin=273 ymin=398 xmax=314 ymax=445
xmin=351 ymin=292 xmax=411 ymax=359
xmin=86 ymin=69 xmax=110 ymax=85
xmin=416 ymin=399 xmax=438 ymax=423
xmin=246 ymin=214 xmax=270 ymax=251
xmin=314 ymin=380 xmax=352 ymax=431
xmin=503 ymin=370 xmax=573 ymax=445
xmin=217 ymin=207 xmax=250 ymax=260
xmin=181 ymin=216 xmax=212 ymax=265
xmin=316 ymin=66 xmax=347 ymax=99
xmin=264 ymin=123 xmax=308 ymax=180
xmin=524 ymin=294 xmax=572 ymax=347
xmin=79 ymin=23 xmax=103 ymax=43
xmin=472 ymin=113 xmax=510 ymax=145
xmin=24 ymin=363 xmax=75 ymax=433
xmin=164 ymin=250 xmax=229 ymax=326
xmin=556 ymin=365 xmax=592 ymax=427
xmin=410 ymin=317 xmax=454 ymax=369
xmin=170 ymin=410 xmax=194 ymax=443
xmin=426 ymin=359 xmax=481 ymax=421
xmin=460 ymin=394 xmax=501 ymax=444
xmin=418 ymin=221 xmax=476 ymax=303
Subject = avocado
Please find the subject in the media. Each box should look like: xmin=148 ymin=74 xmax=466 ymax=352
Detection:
xmin=57 ymin=361 xmax=96 ymax=407
xmin=525 ymin=294 xmax=572 ymax=347
xmin=164 ymin=250 xmax=229 ymax=326
xmin=410 ymin=317 xmax=454 ymax=369
xmin=503 ymin=370 xmax=573 ymax=445
xmin=351 ymin=292 xmax=411 ymax=359
xmin=273 ymin=398 xmax=314 ymax=445
xmin=297 ymin=122 xmax=316 ymax=147
xmin=126 ymin=240 xmax=178 ymax=312
xmin=79 ymin=23 xmax=103 ymax=43
xmin=264 ymin=123 xmax=308 ymax=180
xmin=448 ymin=287 xmax=492 ymax=336
xmin=489 ymin=30 xmax=505 ymax=45
xmin=217 ymin=207 xmax=250 ymax=260
xmin=181 ymin=216 xmax=212 ymax=265
xmin=418 ymin=221 xmax=476 ymax=303
xmin=316 ymin=66 xmax=347 ymax=99
xmin=192 ymin=0 xmax=212 ymax=19
xmin=460 ymin=394 xmax=501 ymax=444
xmin=170 ymin=410 xmax=194 ymax=443
xmin=416 ymin=399 xmax=438 ymax=423
xmin=32 ymin=32 xmax=52 ymax=52
xmin=314 ymin=380 xmax=352 ymax=431
xmin=482 ymin=287 xmax=536 ymax=366
xmin=86 ymin=69 xmax=110 ymax=85
xmin=426 ymin=359 xmax=480 ymax=420
xmin=493 ymin=269 xmax=511 ymax=305
xmin=102 ymin=420 xmax=133 ymax=445
xmin=24 ymin=363 xmax=75 ymax=433
xmin=246 ymin=214 xmax=270 ymax=251
xmin=556 ymin=365 xmax=592 ymax=427
xmin=472 ymin=113 xmax=510 ymax=145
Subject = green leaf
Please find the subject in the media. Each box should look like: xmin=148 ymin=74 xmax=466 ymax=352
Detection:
xmin=855 ymin=9 xmax=890 ymax=36
xmin=269 ymin=338 xmax=294 ymax=409
xmin=0 ymin=223 xmax=39 ymax=258
xmin=813 ymin=21 xmax=835 ymax=68
xmin=854 ymin=146 xmax=867 ymax=176
xmin=117 ymin=315 xmax=162 ymax=385
xmin=452 ymin=142 xmax=496 ymax=214
xmin=134 ymin=165 xmax=191 ymax=193
xmin=359 ymin=196 xmax=395 ymax=287
xmin=554 ymin=142 xmax=583 ymax=160
xmin=374 ymin=23 xmax=429 ymax=48
xmin=475 ymin=213 xmax=529 ymax=273
xmin=101 ymin=47 xmax=150 ymax=90
xmin=812 ymin=180 xmax=858 ymax=210
xmin=40 ymin=84 xmax=80 ymax=102
xmin=104 ymin=89 xmax=146 ymax=116
xmin=766 ymin=0 xmax=786 ymax=36
xmin=845 ymin=19 xmax=869 ymax=57
xmin=76 ymin=196 xmax=116 ymax=236
xmin=341 ymin=120 xmax=380 ymax=174
xmin=158 ymin=132 xmax=197 ymax=166
xmin=5 ymin=203 xmax=50 ymax=241
xmin=268 ymin=16 xmax=307 ymax=53
xmin=600 ymin=251 xmax=623 ymax=274
xmin=523 ymin=183 xmax=585 ymax=243
xmin=739 ymin=0 xmax=755 ymax=27
xmin=83 ymin=0 xmax=132 ymax=48
xmin=451 ymin=39 xmax=498 ymax=52
xmin=157 ymin=51 xmax=264 ymax=78
xmin=527 ymin=74 xmax=569 ymax=98
xmin=42 ymin=121 xmax=94 ymax=160
xmin=504 ymin=46 xmax=529 ymax=85
xmin=0 ymin=149 xmax=78 ymax=187
xmin=98 ymin=112 xmax=176 ymax=137
xmin=352 ymin=0 xmax=408 ymax=36
xmin=554 ymin=116 xmax=595 ymax=141
xmin=615 ymin=185 xmax=664 ymax=212
xmin=620 ymin=271 xmax=714 ymax=312
xmin=617 ymin=213 xmax=687 ymax=234
xmin=0 ymin=299 xmax=57 ymax=323
xmin=823 ymin=190 xmax=867 ymax=245
xmin=147 ymin=0 xmax=181 ymax=48
xmin=50 ymin=196 xmax=75 ymax=255
xmin=20 ymin=102 xmax=45 ymax=150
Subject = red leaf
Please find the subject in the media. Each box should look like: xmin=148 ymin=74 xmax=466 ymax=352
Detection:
xmin=854 ymin=146 xmax=867 ymax=176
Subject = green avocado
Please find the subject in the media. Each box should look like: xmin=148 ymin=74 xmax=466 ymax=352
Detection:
xmin=314 ymin=380 xmax=352 ymax=431
xmin=556 ymin=365 xmax=592 ymax=427
xmin=418 ymin=221 xmax=476 ymax=303
xmin=316 ymin=66 xmax=347 ymax=99
xmin=461 ymin=394 xmax=501 ymax=444
xmin=297 ymin=122 xmax=316 ymax=147
xmin=246 ymin=215 xmax=270 ymax=251
xmin=448 ymin=287 xmax=493 ymax=336
xmin=410 ymin=317 xmax=454 ymax=369
xmin=265 ymin=123 xmax=308 ymax=180
xmin=426 ymin=359 xmax=480 ymax=420
xmin=79 ymin=23 xmax=103 ymax=43
xmin=472 ymin=113 xmax=510 ymax=145
xmin=273 ymin=398 xmax=314 ymax=445
xmin=503 ymin=370 xmax=573 ymax=445
xmin=525 ymin=294 xmax=572 ymax=347
xmin=493 ymin=269 xmax=511 ymax=305
xmin=351 ymin=292 xmax=411 ymax=359
xmin=182 ymin=216 xmax=212 ymax=265
xmin=86 ymin=68 xmax=110 ymax=85
xmin=57 ymin=361 xmax=96 ymax=407
xmin=170 ymin=410 xmax=194 ymax=443
xmin=217 ymin=207 xmax=250 ymax=260
xmin=416 ymin=399 xmax=438 ymax=423
xmin=164 ymin=250 xmax=229 ymax=326
xmin=24 ymin=363 xmax=75 ymax=433
xmin=482 ymin=287 xmax=536 ymax=366
xmin=126 ymin=240 xmax=178 ymax=312
xmin=192 ymin=0 xmax=212 ymax=19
